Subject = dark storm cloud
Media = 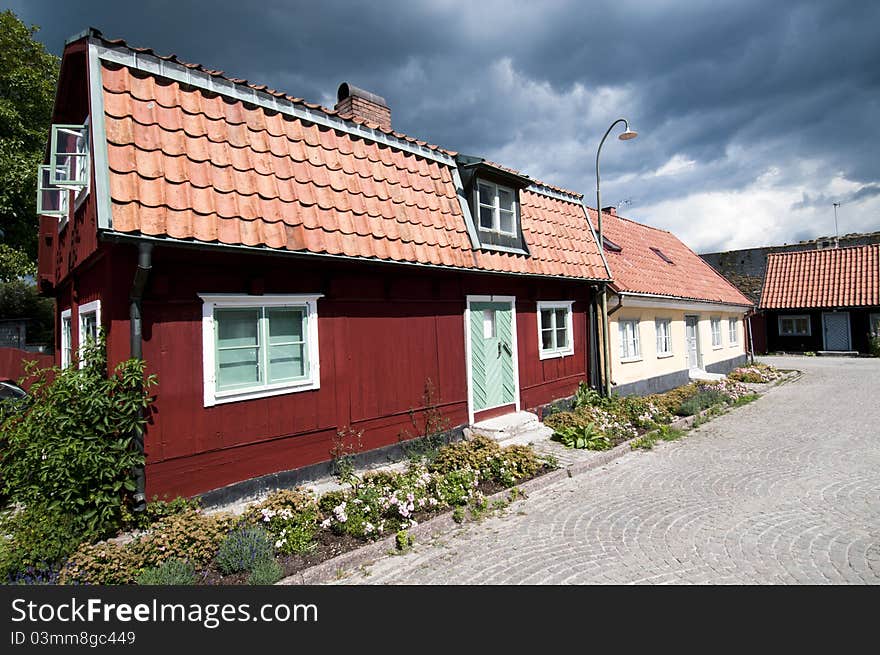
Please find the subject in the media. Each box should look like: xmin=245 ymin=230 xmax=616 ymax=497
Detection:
xmin=6 ymin=0 xmax=879 ymax=249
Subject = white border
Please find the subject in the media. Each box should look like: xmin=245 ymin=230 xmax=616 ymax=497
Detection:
xmin=198 ymin=293 xmax=323 ymax=407
xmin=536 ymin=301 xmax=575 ymax=360
xmin=60 ymin=308 xmax=72 ymax=369
xmin=821 ymin=311 xmax=851 ymax=351
xmin=77 ymin=299 xmax=102 ymax=368
xmin=728 ymin=317 xmax=739 ymax=347
xmin=710 ymin=316 xmax=723 ymax=349
xmin=464 ymin=295 xmax=520 ymax=425
xmin=778 ymin=314 xmax=811 ymax=337
xmin=654 ymin=317 xmax=673 ymax=358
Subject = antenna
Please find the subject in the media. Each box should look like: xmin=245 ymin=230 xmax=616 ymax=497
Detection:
xmin=832 ymin=202 xmax=841 ymax=248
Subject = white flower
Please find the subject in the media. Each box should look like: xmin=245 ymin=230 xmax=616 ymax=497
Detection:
xmin=320 ymin=517 xmax=332 ymax=529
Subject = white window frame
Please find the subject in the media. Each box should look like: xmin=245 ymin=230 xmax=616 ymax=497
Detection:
xmin=36 ymin=164 xmax=70 ymax=228
xmin=778 ymin=314 xmax=811 ymax=337
xmin=710 ymin=317 xmax=723 ymax=348
xmin=619 ymin=319 xmax=641 ymax=362
xmin=60 ymin=308 xmax=73 ymax=369
xmin=728 ymin=317 xmax=739 ymax=346
xmin=77 ymin=300 xmax=102 ymax=368
xmin=199 ymin=293 xmax=323 ymax=407
xmin=537 ymin=301 xmax=574 ymax=360
xmin=475 ymin=180 xmax=518 ymax=236
xmin=49 ymin=123 xmax=90 ymax=189
xmin=655 ymin=318 xmax=673 ymax=358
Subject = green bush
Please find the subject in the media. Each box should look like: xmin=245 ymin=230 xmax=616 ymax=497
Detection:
xmin=428 ymin=434 xmax=501 ymax=475
xmin=0 ymin=504 xmax=83 ymax=580
xmin=869 ymin=336 xmax=880 ymax=357
xmin=136 ymin=558 xmax=196 ymax=585
xmin=676 ymin=389 xmax=728 ymax=416
xmin=59 ymin=540 xmax=145 ymax=585
xmin=434 ymin=468 xmax=478 ymax=507
xmin=135 ymin=510 xmax=233 ymax=568
xmin=499 ymin=445 xmax=542 ymax=480
xmin=551 ymin=423 xmax=612 ymax=450
xmin=251 ymin=488 xmax=320 ymax=555
xmin=216 ymin=527 xmax=274 ymax=575
xmin=247 ymin=558 xmax=284 ymax=585
xmin=0 ymin=337 xmax=156 ymax=573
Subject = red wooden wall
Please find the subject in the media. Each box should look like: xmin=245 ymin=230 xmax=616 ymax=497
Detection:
xmin=71 ymin=246 xmax=595 ymax=498
xmin=0 ymin=348 xmax=54 ymax=387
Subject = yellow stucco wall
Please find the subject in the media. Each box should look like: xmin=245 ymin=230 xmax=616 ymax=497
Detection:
xmin=609 ymin=307 xmax=747 ymax=386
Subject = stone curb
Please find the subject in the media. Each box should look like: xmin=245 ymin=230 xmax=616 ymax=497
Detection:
xmin=278 ymin=370 xmax=802 ymax=585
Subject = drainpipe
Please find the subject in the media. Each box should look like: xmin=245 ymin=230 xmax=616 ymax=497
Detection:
xmin=746 ymin=311 xmax=756 ymax=364
xmin=588 ymin=289 xmax=600 ymax=390
xmin=129 ymin=242 xmax=152 ymax=512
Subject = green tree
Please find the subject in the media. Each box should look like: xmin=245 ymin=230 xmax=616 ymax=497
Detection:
xmin=0 ymin=10 xmax=60 ymax=263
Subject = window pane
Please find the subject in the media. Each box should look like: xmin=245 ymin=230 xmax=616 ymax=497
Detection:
xmin=478 ymin=183 xmax=494 ymax=207
xmin=81 ymin=313 xmax=97 ymax=342
xmin=540 ymin=309 xmax=554 ymax=331
xmin=556 ymin=328 xmax=567 ymax=348
xmin=479 ymin=206 xmax=494 ymax=229
xmin=499 ymin=209 xmax=514 ymax=234
xmin=795 ymin=318 xmax=808 ymax=334
xmin=542 ymin=328 xmax=554 ymax=350
xmin=217 ymin=347 xmax=260 ymax=389
xmin=217 ymin=309 xmax=259 ymax=347
xmin=267 ymin=308 xmax=303 ymax=344
xmin=269 ymin=343 xmax=306 ymax=382
xmin=482 ymin=310 xmax=495 ymax=339
xmin=498 ymin=187 xmax=514 ymax=212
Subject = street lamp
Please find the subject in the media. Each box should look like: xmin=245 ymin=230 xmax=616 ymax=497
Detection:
xmin=596 ymin=118 xmax=638 ymax=396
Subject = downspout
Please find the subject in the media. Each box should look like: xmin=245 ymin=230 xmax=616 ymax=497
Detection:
xmin=129 ymin=242 xmax=153 ymax=512
xmin=746 ymin=310 xmax=756 ymax=364
xmin=604 ymin=292 xmax=623 ymax=393
xmin=588 ymin=289 xmax=600 ymax=390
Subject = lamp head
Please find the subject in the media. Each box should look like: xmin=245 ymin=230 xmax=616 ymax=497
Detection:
xmin=618 ymin=128 xmax=638 ymax=141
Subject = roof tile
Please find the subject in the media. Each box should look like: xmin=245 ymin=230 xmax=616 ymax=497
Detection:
xmin=759 ymin=244 xmax=879 ymax=309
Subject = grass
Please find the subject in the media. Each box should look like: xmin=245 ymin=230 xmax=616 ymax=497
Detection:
xmin=731 ymin=393 xmax=759 ymax=407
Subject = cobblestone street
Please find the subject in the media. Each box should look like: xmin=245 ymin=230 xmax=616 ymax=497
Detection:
xmin=338 ymin=357 xmax=880 ymax=584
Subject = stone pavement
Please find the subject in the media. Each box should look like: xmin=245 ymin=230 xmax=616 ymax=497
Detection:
xmin=335 ymin=357 xmax=880 ymax=584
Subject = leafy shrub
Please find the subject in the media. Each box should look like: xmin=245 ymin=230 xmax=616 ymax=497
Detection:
xmin=247 ymin=558 xmax=284 ymax=585
xmin=428 ymin=434 xmax=501 ymax=475
xmin=215 ymin=527 xmax=274 ymax=575
xmin=543 ymin=410 xmax=580 ymax=433
xmin=317 ymin=490 xmax=347 ymax=517
xmin=136 ymin=558 xmax=196 ymax=585
xmin=0 ymin=338 xmax=156 ymax=574
xmin=135 ymin=510 xmax=233 ymax=568
xmin=251 ymin=488 xmax=320 ymax=555
xmin=0 ymin=504 xmax=84 ymax=580
xmin=499 ymin=445 xmax=542 ymax=479
xmin=630 ymin=435 xmax=656 ymax=450
xmin=677 ymin=389 xmax=728 ymax=416
xmin=433 ymin=468 xmax=479 ymax=507
xmin=552 ymin=423 xmax=612 ymax=450
xmin=870 ymin=336 xmax=880 ymax=357
xmin=60 ymin=540 xmax=145 ymax=585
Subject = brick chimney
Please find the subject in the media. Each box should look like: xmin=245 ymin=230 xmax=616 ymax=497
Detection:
xmin=602 ymin=206 xmax=617 ymax=216
xmin=334 ymin=82 xmax=391 ymax=131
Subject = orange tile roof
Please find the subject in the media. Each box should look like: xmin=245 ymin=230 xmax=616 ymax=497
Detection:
xmin=759 ymin=244 xmax=880 ymax=309
xmin=98 ymin=55 xmax=608 ymax=280
xmin=589 ymin=209 xmax=752 ymax=305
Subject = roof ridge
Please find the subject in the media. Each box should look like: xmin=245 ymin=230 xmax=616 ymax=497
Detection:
xmin=587 ymin=206 xmax=674 ymax=235
xmin=90 ymin=32 xmax=455 ymax=158
xmin=766 ymin=243 xmax=880 ymax=257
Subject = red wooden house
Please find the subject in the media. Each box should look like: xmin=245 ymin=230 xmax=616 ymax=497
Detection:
xmin=36 ymin=30 xmax=610 ymax=501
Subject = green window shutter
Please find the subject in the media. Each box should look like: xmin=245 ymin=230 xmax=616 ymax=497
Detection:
xmin=266 ymin=307 xmax=307 ymax=383
xmin=216 ymin=308 xmax=261 ymax=390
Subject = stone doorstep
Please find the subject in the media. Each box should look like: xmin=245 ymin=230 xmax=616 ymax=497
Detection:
xmin=468 ymin=410 xmax=555 ymax=448
xmin=816 ymin=351 xmax=859 ymax=357
xmin=276 ymin=370 xmax=804 ymax=585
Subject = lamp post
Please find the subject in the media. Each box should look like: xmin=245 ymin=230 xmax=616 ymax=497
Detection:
xmin=596 ymin=118 xmax=637 ymax=396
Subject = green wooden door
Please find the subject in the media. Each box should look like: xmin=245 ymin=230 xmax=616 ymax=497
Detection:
xmin=470 ymin=301 xmax=516 ymax=412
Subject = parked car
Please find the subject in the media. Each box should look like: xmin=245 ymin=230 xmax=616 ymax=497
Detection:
xmin=0 ymin=379 xmax=28 ymax=421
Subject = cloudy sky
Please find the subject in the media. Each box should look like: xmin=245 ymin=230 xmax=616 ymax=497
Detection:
xmin=7 ymin=0 xmax=879 ymax=253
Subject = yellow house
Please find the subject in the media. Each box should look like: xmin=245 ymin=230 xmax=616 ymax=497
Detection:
xmin=591 ymin=208 xmax=754 ymax=395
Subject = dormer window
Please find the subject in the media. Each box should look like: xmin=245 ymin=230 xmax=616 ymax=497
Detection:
xmin=650 ymin=247 xmax=674 ymax=264
xmin=602 ymin=236 xmax=622 ymax=252
xmin=477 ymin=181 xmax=517 ymax=236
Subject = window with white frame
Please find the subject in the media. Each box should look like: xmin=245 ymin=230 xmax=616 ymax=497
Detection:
xmin=619 ymin=319 xmax=641 ymax=360
xmin=711 ymin=317 xmax=723 ymax=347
xmin=50 ymin=123 xmax=90 ymax=188
xmin=77 ymin=300 xmax=101 ymax=368
xmin=538 ymin=301 xmax=574 ymax=359
xmin=60 ymin=309 xmax=73 ymax=369
xmin=778 ymin=315 xmax=810 ymax=336
xmin=36 ymin=164 xmax=69 ymax=223
xmin=728 ymin=317 xmax=738 ymax=345
xmin=200 ymin=294 xmax=322 ymax=406
xmin=655 ymin=319 xmax=672 ymax=356
xmin=476 ymin=180 xmax=517 ymax=236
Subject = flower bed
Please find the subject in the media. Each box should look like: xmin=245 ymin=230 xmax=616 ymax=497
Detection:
xmin=545 ymin=378 xmax=755 ymax=451
xmin=46 ymin=435 xmax=554 ymax=586
xmin=727 ymin=363 xmax=784 ymax=384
